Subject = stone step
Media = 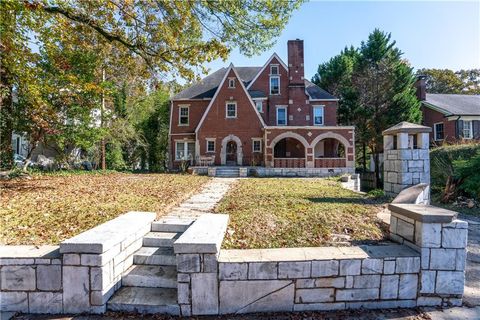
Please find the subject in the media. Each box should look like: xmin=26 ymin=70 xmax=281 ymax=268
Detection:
xmin=133 ymin=247 xmax=176 ymax=266
xmin=143 ymin=231 xmax=180 ymax=247
xmin=122 ymin=265 xmax=177 ymax=288
xmin=151 ymin=218 xmax=194 ymax=233
xmin=107 ymin=287 xmax=179 ymax=315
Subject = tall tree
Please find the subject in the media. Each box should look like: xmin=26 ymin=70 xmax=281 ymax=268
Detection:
xmin=0 ymin=0 xmax=303 ymax=169
xmin=313 ymin=29 xmax=421 ymax=187
xmin=416 ymin=68 xmax=465 ymax=94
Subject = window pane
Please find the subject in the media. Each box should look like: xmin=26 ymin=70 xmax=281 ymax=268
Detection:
xmin=435 ymin=123 xmax=444 ymax=140
xmin=187 ymin=143 xmax=195 ymax=159
xmin=176 ymin=142 xmax=185 ymax=159
xmin=314 ymin=107 xmax=323 ymax=125
xmin=270 ymin=77 xmax=279 ymax=94
xmin=227 ymin=103 xmax=236 ymax=117
xmin=255 ymin=101 xmax=262 ymax=112
xmin=277 ymin=108 xmax=286 ymax=125
xmin=253 ymin=140 xmax=261 ymax=152
xmin=463 ymin=121 xmax=472 ymax=138
xmin=180 ymin=107 xmax=188 ymax=124
xmin=271 ymin=66 xmax=278 ymax=75
xmin=207 ymin=141 xmax=215 ymax=152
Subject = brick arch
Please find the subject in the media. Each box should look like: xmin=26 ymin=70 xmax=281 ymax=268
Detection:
xmin=220 ymin=134 xmax=243 ymax=165
xmin=310 ymin=132 xmax=352 ymax=150
xmin=268 ymin=132 xmax=309 ymax=149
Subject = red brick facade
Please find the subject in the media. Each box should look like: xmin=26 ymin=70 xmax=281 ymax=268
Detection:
xmin=169 ymin=40 xmax=355 ymax=169
xmin=421 ymin=106 xmax=456 ymax=144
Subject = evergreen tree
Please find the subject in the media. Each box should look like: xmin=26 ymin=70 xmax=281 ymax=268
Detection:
xmin=313 ymin=29 xmax=421 ymax=187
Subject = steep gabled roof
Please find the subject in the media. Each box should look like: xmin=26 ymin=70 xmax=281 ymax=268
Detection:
xmin=246 ymin=53 xmax=288 ymax=90
xmin=423 ymin=94 xmax=480 ymax=116
xmin=195 ymin=64 xmax=266 ymax=133
xmin=173 ymin=67 xmax=261 ymax=100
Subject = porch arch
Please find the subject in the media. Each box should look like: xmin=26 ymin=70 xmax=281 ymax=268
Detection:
xmin=310 ymin=132 xmax=351 ymax=150
xmin=220 ymin=134 xmax=243 ymax=165
xmin=268 ymin=131 xmax=309 ymax=149
xmin=310 ymin=132 xmax=351 ymax=168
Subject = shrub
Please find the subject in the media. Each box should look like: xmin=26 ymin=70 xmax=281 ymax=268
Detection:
xmin=367 ymin=188 xmax=386 ymax=199
xmin=430 ymin=143 xmax=480 ymax=201
xmin=453 ymin=150 xmax=480 ymax=199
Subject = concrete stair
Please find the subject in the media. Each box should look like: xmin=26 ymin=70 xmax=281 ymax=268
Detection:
xmin=143 ymin=231 xmax=180 ymax=247
xmin=122 ymin=265 xmax=177 ymax=288
xmin=107 ymin=219 xmax=191 ymax=315
xmin=216 ymin=167 xmax=240 ymax=177
xmin=108 ymin=287 xmax=179 ymax=314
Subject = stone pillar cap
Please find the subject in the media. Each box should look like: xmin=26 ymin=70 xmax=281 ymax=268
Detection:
xmin=388 ymin=204 xmax=457 ymax=223
xmin=382 ymin=121 xmax=432 ymax=135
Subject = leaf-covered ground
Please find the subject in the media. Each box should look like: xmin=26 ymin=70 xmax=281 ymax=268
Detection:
xmin=0 ymin=172 xmax=209 ymax=245
xmin=215 ymin=178 xmax=388 ymax=249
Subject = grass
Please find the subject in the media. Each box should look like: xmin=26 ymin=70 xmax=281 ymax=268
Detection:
xmin=215 ymin=178 xmax=387 ymax=249
xmin=0 ymin=172 xmax=209 ymax=245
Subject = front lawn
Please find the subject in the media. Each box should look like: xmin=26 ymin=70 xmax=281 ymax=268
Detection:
xmin=215 ymin=178 xmax=387 ymax=249
xmin=0 ymin=172 xmax=209 ymax=245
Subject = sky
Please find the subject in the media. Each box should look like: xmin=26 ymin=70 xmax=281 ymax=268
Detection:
xmin=204 ymin=0 xmax=480 ymax=80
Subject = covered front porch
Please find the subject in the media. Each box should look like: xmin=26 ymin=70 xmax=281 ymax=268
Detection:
xmin=264 ymin=126 xmax=355 ymax=171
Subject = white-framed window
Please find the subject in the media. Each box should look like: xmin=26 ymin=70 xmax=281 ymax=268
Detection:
xmin=276 ymin=106 xmax=287 ymax=126
xmin=226 ymin=102 xmax=237 ymax=118
xmin=434 ymin=122 xmax=444 ymax=141
xmin=270 ymin=76 xmax=280 ymax=95
xmin=270 ymin=65 xmax=279 ymax=75
xmin=175 ymin=141 xmax=195 ymax=160
xmin=206 ymin=139 xmax=215 ymax=153
xmin=463 ymin=120 xmax=473 ymax=139
xmin=252 ymin=139 xmax=262 ymax=153
xmin=255 ymin=100 xmax=263 ymax=113
xmin=179 ymin=106 xmax=189 ymax=125
xmin=228 ymin=78 xmax=235 ymax=88
xmin=313 ymin=105 xmax=324 ymax=126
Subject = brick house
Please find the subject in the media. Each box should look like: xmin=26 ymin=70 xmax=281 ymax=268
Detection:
xmin=169 ymin=40 xmax=355 ymax=175
xmin=415 ymin=77 xmax=480 ymax=144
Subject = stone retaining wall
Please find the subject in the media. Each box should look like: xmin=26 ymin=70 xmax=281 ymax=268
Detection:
xmin=0 ymin=212 xmax=155 ymax=314
xmin=0 ymin=246 xmax=62 ymax=313
xmin=254 ymin=167 xmax=354 ymax=177
xmin=174 ymin=204 xmax=467 ymax=316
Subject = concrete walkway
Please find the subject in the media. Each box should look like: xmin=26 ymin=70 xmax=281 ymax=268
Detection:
xmin=159 ymin=177 xmax=237 ymax=220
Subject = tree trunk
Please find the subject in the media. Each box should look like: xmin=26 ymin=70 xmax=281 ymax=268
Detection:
xmin=100 ymin=68 xmax=106 ymax=170
xmin=374 ymin=151 xmax=381 ymax=189
xmin=362 ymin=142 xmax=367 ymax=171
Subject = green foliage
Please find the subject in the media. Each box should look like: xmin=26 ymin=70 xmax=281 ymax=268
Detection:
xmin=417 ymin=68 xmax=480 ymax=94
xmin=430 ymin=143 xmax=480 ymax=195
xmin=313 ymin=29 xmax=421 ymax=186
xmin=453 ymin=150 xmax=480 ymax=198
xmin=367 ymin=189 xmax=386 ymax=199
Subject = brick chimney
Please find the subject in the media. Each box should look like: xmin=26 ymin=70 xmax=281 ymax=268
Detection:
xmin=288 ymin=39 xmax=304 ymax=85
xmin=415 ymin=75 xmax=426 ymax=101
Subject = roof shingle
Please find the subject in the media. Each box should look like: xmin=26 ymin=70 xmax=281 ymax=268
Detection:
xmin=424 ymin=94 xmax=480 ymax=116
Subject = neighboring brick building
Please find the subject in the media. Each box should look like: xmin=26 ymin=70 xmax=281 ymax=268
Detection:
xmin=169 ymin=40 xmax=355 ymax=173
xmin=416 ymin=77 xmax=480 ymax=145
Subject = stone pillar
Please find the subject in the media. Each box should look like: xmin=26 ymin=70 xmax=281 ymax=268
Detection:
xmin=207 ymin=167 xmax=217 ymax=177
xmin=173 ymin=214 xmax=229 ymax=316
xmin=388 ymin=204 xmax=468 ymax=307
xmin=382 ymin=122 xmax=432 ymax=197
xmin=60 ymin=212 xmax=155 ymax=313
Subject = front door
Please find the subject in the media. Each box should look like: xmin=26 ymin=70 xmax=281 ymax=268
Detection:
xmin=226 ymin=141 xmax=237 ymax=165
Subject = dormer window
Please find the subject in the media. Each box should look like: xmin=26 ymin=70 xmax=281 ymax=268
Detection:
xmin=228 ymin=78 xmax=235 ymax=88
xmin=270 ymin=76 xmax=280 ymax=95
xmin=270 ymin=65 xmax=279 ymax=75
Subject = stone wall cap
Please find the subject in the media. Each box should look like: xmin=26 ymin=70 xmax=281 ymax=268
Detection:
xmin=392 ymin=184 xmax=429 ymax=204
xmin=0 ymin=245 xmax=60 ymax=259
xmin=174 ymin=213 xmax=229 ymax=254
xmin=388 ymin=204 xmax=457 ymax=223
xmin=60 ymin=211 xmax=156 ymax=254
xmin=382 ymin=121 xmax=432 ymax=135
xmin=218 ymin=244 xmax=418 ymax=262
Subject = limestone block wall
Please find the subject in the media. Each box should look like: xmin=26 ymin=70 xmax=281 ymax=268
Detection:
xmin=255 ymin=167 xmax=354 ymax=178
xmin=388 ymin=204 xmax=467 ymax=307
xmin=383 ymin=132 xmax=430 ymax=197
xmin=0 ymin=246 xmax=63 ymax=313
xmin=174 ymin=206 xmax=468 ymax=316
xmin=216 ymin=246 xmax=421 ymax=313
xmin=0 ymin=212 xmax=155 ymax=314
